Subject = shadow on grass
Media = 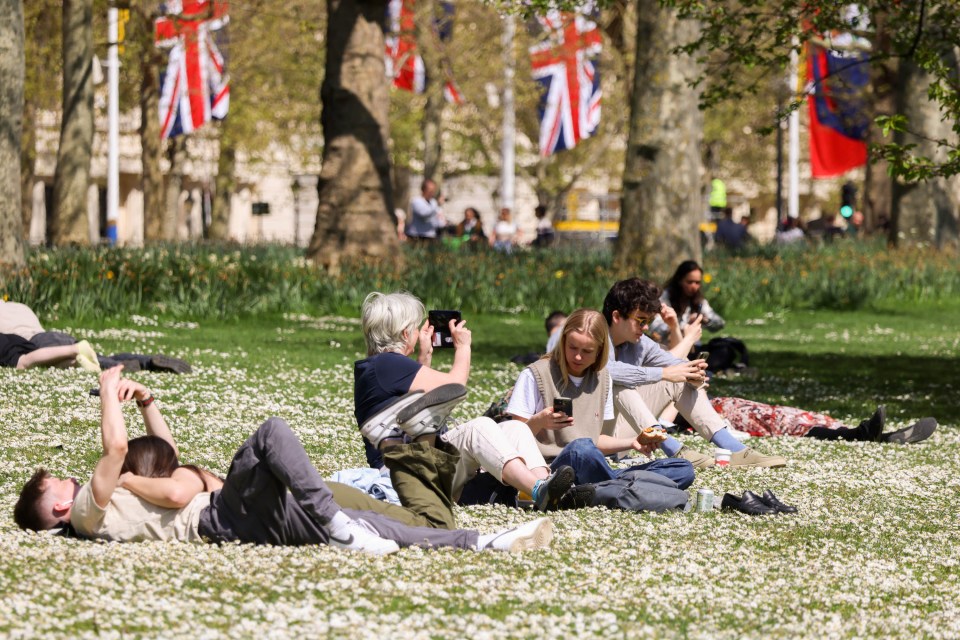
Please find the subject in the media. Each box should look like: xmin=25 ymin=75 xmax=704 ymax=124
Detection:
xmin=711 ymin=350 xmax=960 ymax=424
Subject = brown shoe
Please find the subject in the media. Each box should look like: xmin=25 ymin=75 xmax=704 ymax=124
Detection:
xmin=728 ymin=448 xmax=787 ymax=468
xmin=675 ymin=445 xmax=714 ymax=469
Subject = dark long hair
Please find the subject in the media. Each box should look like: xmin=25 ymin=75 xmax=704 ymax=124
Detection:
xmin=122 ymin=435 xmax=218 ymax=491
xmin=664 ymin=260 xmax=704 ymax=316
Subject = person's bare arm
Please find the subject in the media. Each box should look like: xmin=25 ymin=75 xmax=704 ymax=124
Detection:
xmin=509 ymin=409 xmax=573 ymax=437
xmin=118 ymin=467 xmax=206 ymax=509
xmin=669 ymin=314 xmax=703 ymax=359
xmin=90 ymin=367 xmax=130 ymax=508
xmin=116 ymin=379 xmax=177 ymax=456
xmin=410 ymin=319 xmax=471 ymax=391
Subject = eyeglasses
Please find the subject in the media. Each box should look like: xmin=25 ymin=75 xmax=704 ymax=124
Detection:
xmin=629 ymin=314 xmax=653 ymax=326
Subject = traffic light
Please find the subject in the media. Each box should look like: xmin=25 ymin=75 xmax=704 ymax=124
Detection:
xmin=840 ymin=182 xmax=856 ymax=219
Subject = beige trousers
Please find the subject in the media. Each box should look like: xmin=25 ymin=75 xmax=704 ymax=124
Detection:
xmin=613 ymin=381 xmax=725 ymax=442
xmin=441 ymin=417 xmax=548 ymax=498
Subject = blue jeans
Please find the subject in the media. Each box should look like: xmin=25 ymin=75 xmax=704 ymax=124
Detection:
xmin=550 ymin=438 xmax=695 ymax=490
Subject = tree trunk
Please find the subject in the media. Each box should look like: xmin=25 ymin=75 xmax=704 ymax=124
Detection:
xmin=307 ymin=0 xmax=397 ymax=273
xmin=0 ymin=0 xmax=26 ymax=269
xmin=163 ymin=136 xmax=186 ymax=240
xmin=893 ymin=54 xmax=960 ymax=251
xmin=209 ymin=122 xmax=235 ymax=240
xmin=135 ymin=2 xmax=164 ymax=242
xmin=419 ymin=0 xmax=444 ymax=183
xmin=51 ymin=0 xmax=94 ymax=246
xmin=20 ymin=92 xmax=35 ymax=238
xmin=615 ymin=0 xmax=703 ymax=274
xmin=863 ymin=8 xmax=897 ymax=237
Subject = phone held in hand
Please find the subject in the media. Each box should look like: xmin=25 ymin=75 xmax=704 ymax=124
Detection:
xmin=553 ymin=396 xmax=573 ymax=416
xmin=428 ymin=310 xmax=462 ymax=348
xmin=696 ymin=351 xmax=709 ymax=361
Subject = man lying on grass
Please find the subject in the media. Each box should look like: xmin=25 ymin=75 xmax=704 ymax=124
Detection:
xmin=14 ymin=366 xmax=553 ymax=556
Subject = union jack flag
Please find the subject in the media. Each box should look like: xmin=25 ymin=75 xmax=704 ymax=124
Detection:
xmin=156 ymin=0 xmax=230 ymax=140
xmin=529 ymin=8 xmax=602 ymax=156
xmin=384 ymin=0 xmax=462 ymax=103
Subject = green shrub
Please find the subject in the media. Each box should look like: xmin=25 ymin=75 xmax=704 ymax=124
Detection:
xmin=1 ymin=240 xmax=957 ymax=321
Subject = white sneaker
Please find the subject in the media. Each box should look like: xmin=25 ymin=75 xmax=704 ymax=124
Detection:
xmin=396 ymin=384 xmax=468 ymax=439
xmin=359 ymin=391 xmax=424 ymax=448
xmin=327 ymin=518 xmax=400 ymax=556
xmin=479 ymin=517 xmax=554 ymax=552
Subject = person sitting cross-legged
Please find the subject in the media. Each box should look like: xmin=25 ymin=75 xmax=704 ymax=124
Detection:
xmin=14 ymin=366 xmax=554 ymax=555
xmin=602 ymin=277 xmax=787 ymax=469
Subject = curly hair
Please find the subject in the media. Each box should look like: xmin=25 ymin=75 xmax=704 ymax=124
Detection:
xmin=602 ymin=278 xmax=662 ymax=324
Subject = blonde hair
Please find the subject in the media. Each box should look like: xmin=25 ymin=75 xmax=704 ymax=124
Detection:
xmin=548 ymin=308 xmax=609 ymax=388
xmin=361 ymin=291 xmax=425 ymax=355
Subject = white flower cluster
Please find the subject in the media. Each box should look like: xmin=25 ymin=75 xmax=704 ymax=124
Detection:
xmin=0 ymin=314 xmax=957 ymax=638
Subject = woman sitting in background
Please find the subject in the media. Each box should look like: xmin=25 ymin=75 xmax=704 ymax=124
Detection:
xmin=648 ymin=260 xmax=724 ymax=350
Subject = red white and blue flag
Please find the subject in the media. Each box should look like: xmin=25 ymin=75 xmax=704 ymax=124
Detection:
xmin=806 ymin=43 xmax=869 ymax=178
xmin=529 ymin=7 xmax=602 ymax=157
xmin=156 ymin=0 xmax=230 ymax=140
xmin=384 ymin=0 xmax=462 ymax=103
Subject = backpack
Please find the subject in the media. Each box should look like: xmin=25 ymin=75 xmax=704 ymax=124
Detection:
xmin=483 ymin=387 xmax=515 ymax=424
xmin=700 ymin=336 xmax=749 ymax=373
xmin=589 ymin=468 xmax=689 ymax=512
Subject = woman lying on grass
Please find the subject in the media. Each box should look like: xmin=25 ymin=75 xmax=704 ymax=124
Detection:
xmin=14 ymin=366 xmax=554 ymax=555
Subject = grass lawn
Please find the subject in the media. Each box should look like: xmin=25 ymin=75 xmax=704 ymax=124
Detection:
xmin=0 ymin=305 xmax=957 ymax=638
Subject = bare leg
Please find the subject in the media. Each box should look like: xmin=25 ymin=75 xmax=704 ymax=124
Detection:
xmin=16 ymin=344 xmax=79 ymax=370
xmin=500 ymin=457 xmax=549 ymax=495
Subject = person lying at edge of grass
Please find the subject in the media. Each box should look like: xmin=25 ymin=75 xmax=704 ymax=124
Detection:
xmin=13 ymin=366 xmax=554 ymax=556
xmin=0 ymin=333 xmax=101 ymax=372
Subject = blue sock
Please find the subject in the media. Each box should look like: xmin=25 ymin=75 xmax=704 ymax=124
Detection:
xmin=531 ymin=478 xmax=545 ymax=502
xmin=661 ymin=436 xmax=683 ymax=457
xmin=711 ymin=428 xmax=747 ymax=452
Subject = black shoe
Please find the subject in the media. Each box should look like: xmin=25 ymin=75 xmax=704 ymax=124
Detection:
xmin=758 ymin=489 xmax=798 ymax=514
xmin=533 ymin=466 xmax=575 ymax=512
xmin=863 ymin=405 xmax=886 ymax=442
xmin=721 ymin=491 xmax=777 ymax=515
xmin=148 ymin=355 xmax=192 ymax=374
xmin=557 ymin=484 xmax=596 ymax=510
xmin=880 ymin=417 xmax=938 ymax=444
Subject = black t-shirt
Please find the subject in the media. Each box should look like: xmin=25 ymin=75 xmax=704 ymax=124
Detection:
xmin=354 ymin=352 xmax=422 ymax=468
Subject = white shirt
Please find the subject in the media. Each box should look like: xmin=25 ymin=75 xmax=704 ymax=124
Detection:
xmin=507 ymin=368 xmax=614 ymax=420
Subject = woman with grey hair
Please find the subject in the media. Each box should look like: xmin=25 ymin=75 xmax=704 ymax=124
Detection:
xmin=354 ymin=291 xmax=580 ymax=516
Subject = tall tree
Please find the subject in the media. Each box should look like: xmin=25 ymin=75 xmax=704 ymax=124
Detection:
xmin=130 ymin=1 xmax=165 ymax=242
xmin=0 ymin=0 xmax=26 ymax=269
xmin=418 ymin=0 xmax=446 ymax=182
xmin=615 ymin=0 xmax=703 ymax=273
xmin=307 ymin=0 xmax=396 ymax=272
xmin=51 ymin=0 xmax=94 ymax=246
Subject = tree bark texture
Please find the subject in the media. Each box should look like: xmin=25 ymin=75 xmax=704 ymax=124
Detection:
xmin=863 ymin=9 xmax=896 ymax=236
xmin=419 ymin=0 xmax=444 ymax=183
xmin=0 ymin=0 xmax=26 ymax=269
xmin=893 ymin=55 xmax=960 ymax=250
xmin=134 ymin=2 xmax=165 ymax=242
xmin=164 ymin=136 xmax=186 ymax=240
xmin=209 ymin=122 xmax=236 ymax=240
xmin=615 ymin=0 xmax=703 ymax=275
xmin=20 ymin=90 xmax=35 ymax=237
xmin=51 ymin=0 xmax=94 ymax=246
xmin=308 ymin=0 xmax=397 ymax=272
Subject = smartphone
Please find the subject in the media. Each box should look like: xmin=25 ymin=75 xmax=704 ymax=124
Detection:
xmin=428 ymin=310 xmax=462 ymax=348
xmin=696 ymin=351 xmax=710 ymax=361
xmin=89 ymin=388 xmax=100 ymax=397
xmin=553 ymin=396 xmax=573 ymax=416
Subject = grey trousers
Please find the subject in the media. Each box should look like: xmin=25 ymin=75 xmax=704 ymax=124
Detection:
xmin=198 ymin=418 xmax=477 ymax=549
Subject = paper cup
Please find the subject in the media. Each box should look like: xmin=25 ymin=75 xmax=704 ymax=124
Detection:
xmin=714 ymin=448 xmax=732 ymax=467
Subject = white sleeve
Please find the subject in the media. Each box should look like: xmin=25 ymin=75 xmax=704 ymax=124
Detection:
xmin=604 ymin=382 xmax=614 ymax=421
xmin=505 ymin=369 xmax=544 ymax=419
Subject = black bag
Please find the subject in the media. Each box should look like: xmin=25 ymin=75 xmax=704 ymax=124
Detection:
xmin=589 ymin=469 xmax=689 ymax=512
xmin=483 ymin=387 xmax=515 ymax=424
xmin=700 ymin=336 xmax=749 ymax=373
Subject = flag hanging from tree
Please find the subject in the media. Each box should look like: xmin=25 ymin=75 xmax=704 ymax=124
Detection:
xmin=156 ymin=0 xmax=230 ymax=140
xmin=384 ymin=0 xmax=462 ymax=103
xmin=529 ymin=7 xmax=602 ymax=157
